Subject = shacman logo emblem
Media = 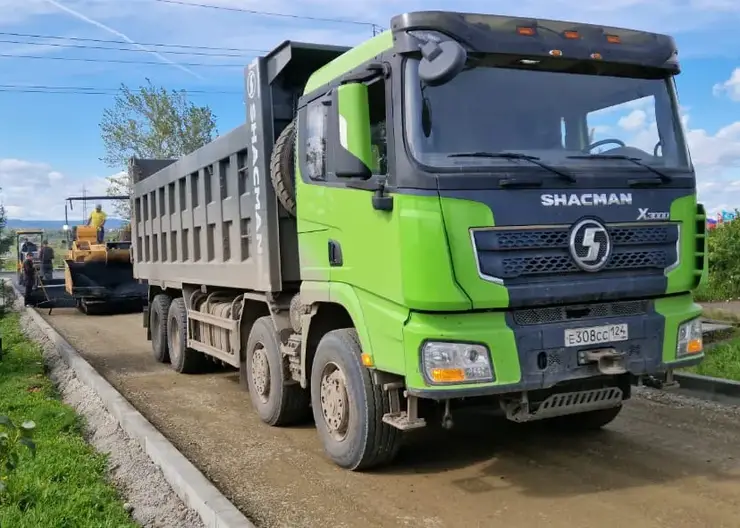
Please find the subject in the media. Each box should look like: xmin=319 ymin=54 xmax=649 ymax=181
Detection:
xmin=568 ymin=218 xmax=612 ymax=272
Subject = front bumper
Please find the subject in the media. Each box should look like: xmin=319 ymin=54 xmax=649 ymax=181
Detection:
xmin=403 ymin=293 xmax=703 ymax=400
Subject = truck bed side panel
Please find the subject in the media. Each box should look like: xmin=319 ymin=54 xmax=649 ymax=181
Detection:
xmin=131 ymin=118 xmax=294 ymax=292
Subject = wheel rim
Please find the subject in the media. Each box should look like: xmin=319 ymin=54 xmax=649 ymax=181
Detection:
xmin=251 ymin=344 xmax=270 ymax=403
xmin=319 ymin=362 xmax=349 ymax=442
xmin=169 ymin=317 xmax=180 ymax=363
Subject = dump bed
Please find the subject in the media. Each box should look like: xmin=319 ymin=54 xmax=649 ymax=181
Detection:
xmin=130 ymin=41 xmax=352 ymax=294
xmin=130 ymin=125 xmax=298 ymax=293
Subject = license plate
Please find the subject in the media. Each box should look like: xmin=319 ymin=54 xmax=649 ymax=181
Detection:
xmin=564 ymin=324 xmax=628 ymax=347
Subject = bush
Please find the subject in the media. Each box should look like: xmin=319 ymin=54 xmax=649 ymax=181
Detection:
xmin=699 ymin=212 xmax=740 ymax=301
xmin=0 ymin=417 xmax=36 ymax=500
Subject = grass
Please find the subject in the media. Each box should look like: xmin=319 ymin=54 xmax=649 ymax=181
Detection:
xmin=683 ymin=334 xmax=740 ymax=382
xmin=0 ymin=311 xmax=136 ymax=528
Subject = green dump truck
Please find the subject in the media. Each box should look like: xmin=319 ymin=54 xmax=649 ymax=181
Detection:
xmin=130 ymin=11 xmax=706 ymax=470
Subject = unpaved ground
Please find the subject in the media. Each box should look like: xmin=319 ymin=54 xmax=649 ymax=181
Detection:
xmin=38 ymin=307 xmax=740 ymax=528
xmin=20 ymin=306 xmax=204 ymax=528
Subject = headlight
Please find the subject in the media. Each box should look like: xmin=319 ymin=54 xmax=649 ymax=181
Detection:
xmin=421 ymin=341 xmax=494 ymax=385
xmin=676 ymin=318 xmax=703 ymax=358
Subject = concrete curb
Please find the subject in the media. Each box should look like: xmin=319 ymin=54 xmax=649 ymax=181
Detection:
xmin=674 ymin=372 xmax=740 ymax=400
xmin=14 ymin=291 xmax=255 ymax=528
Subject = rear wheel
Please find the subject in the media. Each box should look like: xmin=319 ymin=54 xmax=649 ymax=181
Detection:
xmin=167 ymin=297 xmax=205 ymax=374
xmin=245 ymin=316 xmax=309 ymax=426
xmin=543 ymin=405 xmax=623 ymax=432
xmin=150 ymin=294 xmax=172 ymax=363
xmin=310 ymin=328 xmax=402 ymax=470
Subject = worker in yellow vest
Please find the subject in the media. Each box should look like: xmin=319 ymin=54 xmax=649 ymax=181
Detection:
xmin=86 ymin=204 xmax=107 ymax=243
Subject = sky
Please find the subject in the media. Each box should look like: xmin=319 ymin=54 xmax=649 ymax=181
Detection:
xmin=1 ymin=0 xmax=740 ymax=221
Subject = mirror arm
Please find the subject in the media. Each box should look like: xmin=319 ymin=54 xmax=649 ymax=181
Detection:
xmin=345 ymin=176 xmax=394 ymax=211
xmin=339 ymin=62 xmax=389 ymax=85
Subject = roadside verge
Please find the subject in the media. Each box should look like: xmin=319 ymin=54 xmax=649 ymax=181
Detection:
xmin=16 ymin=286 xmax=254 ymax=528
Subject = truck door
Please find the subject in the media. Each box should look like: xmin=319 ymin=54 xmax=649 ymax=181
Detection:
xmin=296 ymin=76 xmax=400 ymax=299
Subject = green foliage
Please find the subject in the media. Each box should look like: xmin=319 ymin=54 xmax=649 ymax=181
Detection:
xmin=0 ymin=417 xmax=36 ymax=499
xmin=0 ymin=313 xmax=135 ymax=527
xmin=0 ymin=204 xmax=14 ymax=258
xmin=698 ymin=212 xmax=740 ymax=301
xmin=684 ymin=334 xmax=740 ymax=382
xmin=100 ymin=78 xmax=218 ymax=219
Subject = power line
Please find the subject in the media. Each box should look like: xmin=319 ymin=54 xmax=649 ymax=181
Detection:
xmin=0 ymin=38 xmax=265 ymax=57
xmin=0 ymin=83 xmax=241 ymax=94
xmin=0 ymin=88 xmax=238 ymax=96
xmin=0 ymin=31 xmax=259 ymax=52
xmin=0 ymin=53 xmax=245 ymax=67
xmin=151 ymin=0 xmax=381 ymax=29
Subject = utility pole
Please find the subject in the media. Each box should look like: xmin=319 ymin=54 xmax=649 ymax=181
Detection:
xmin=81 ymin=186 xmax=87 ymax=223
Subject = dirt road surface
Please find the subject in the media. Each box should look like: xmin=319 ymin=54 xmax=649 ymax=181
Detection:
xmin=39 ymin=308 xmax=740 ymax=528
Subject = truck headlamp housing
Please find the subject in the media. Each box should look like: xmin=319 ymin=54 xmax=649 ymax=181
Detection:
xmin=421 ymin=341 xmax=494 ymax=385
xmin=676 ymin=317 xmax=703 ymax=358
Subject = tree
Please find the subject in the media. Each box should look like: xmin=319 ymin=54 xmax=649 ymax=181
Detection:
xmin=0 ymin=202 xmax=14 ymax=257
xmin=99 ymin=79 xmax=218 ymax=218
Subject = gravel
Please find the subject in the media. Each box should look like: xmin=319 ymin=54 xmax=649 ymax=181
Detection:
xmin=18 ymin=302 xmax=205 ymax=528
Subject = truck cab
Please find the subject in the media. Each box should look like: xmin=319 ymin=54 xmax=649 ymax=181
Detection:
xmin=291 ymin=12 xmax=704 ymax=463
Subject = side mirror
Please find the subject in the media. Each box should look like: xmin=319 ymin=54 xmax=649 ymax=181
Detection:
xmin=418 ymin=39 xmax=467 ymax=87
xmin=329 ymin=83 xmax=373 ymax=179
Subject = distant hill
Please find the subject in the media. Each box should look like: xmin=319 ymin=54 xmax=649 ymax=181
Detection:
xmin=6 ymin=218 xmax=126 ymax=230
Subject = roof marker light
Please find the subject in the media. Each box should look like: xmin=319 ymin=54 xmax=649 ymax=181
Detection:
xmin=517 ymin=26 xmax=536 ymax=36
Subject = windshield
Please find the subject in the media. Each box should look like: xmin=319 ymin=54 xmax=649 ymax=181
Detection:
xmin=403 ymin=58 xmax=691 ymax=172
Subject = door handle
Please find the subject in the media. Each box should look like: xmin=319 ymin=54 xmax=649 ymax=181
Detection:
xmin=328 ymin=240 xmax=343 ymax=267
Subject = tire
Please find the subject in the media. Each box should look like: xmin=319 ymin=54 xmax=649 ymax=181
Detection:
xmin=269 ymin=120 xmax=297 ymax=216
xmin=310 ymin=328 xmax=402 ymax=471
xmin=245 ymin=316 xmax=310 ymax=426
xmin=150 ymin=294 xmax=172 ymax=363
xmin=543 ymin=405 xmax=623 ymax=432
xmin=167 ymin=297 xmax=205 ymax=374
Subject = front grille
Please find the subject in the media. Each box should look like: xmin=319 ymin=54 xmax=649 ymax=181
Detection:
xmin=513 ymin=299 xmax=649 ymax=325
xmin=473 ymin=223 xmax=678 ymax=281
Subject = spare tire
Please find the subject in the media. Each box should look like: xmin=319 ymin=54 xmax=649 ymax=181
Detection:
xmin=270 ymin=120 xmax=297 ymax=216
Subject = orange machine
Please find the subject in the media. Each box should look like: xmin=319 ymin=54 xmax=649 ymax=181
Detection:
xmin=62 ymin=196 xmax=145 ymax=314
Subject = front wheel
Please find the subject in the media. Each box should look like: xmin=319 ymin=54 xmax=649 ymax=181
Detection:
xmin=310 ymin=328 xmax=401 ymax=471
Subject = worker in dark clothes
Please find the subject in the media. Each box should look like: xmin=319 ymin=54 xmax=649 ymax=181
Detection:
xmin=23 ymin=253 xmax=36 ymax=306
xmin=39 ymin=240 xmax=54 ymax=281
xmin=20 ymin=237 xmax=37 ymax=261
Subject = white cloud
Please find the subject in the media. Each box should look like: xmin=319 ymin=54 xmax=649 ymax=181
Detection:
xmin=618 ymin=110 xmax=648 ymax=131
xmin=714 ymin=68 xmax=740 ymax=101
xmin=0 ymin=158 xmax=109 ymax=220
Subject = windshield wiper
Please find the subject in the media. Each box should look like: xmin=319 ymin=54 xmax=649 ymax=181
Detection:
xmin=566 ymin=154 xmax=672 ymax=184
xmin=448 ymin=152 xmax=576 ymax=183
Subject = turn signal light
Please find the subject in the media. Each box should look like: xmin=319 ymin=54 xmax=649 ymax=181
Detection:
xmin=517 ymin=26 xmax=536 ymax=36
xmin=429 ymin=368 xmax=466 ymax=383
xmin=687 ymin=339 xmax=703 ymax=354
